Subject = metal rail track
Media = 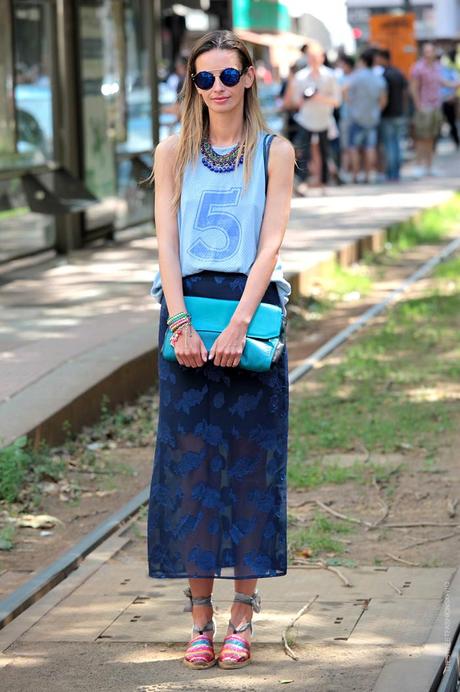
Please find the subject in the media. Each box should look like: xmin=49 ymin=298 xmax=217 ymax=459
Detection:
xmin=1 ymin=236 xmax=459 ymax=632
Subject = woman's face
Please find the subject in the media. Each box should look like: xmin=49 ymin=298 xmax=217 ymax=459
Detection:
xmin=193 ymin=48 xmax=255 ymax=114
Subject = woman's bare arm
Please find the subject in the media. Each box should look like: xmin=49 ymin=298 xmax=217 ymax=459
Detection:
xmin=208 ymin=136 xmax=295 ymax=366
xmin=154 ymin=135 xmax=185 ymax=316
xmin=154 ymin=135 xmax=207 ymax=366
xmin=231 ymin=136 xmax=295 ymax=326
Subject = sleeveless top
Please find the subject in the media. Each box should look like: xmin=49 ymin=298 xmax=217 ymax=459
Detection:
xmin=149 ymin=130 xmax=291 ymax=313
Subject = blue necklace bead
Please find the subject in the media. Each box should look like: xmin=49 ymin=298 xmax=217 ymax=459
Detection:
xmin=200 ymin=139 xmax=244 ymax=173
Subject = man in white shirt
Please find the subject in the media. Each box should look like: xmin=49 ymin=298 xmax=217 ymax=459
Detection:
xmin=285 ymin=42 xmax=341 ymax=195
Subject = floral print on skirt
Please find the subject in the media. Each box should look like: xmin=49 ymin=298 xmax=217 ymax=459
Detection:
xmin=147 ymin=270 xmax=289 ymax=579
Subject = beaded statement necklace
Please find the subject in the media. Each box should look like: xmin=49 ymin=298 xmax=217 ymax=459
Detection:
xmin=201 ymin=138 xmax=244 ymax=173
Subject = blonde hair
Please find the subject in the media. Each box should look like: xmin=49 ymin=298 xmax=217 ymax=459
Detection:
xmin=150 ymin=30 xmax=273 ymax=213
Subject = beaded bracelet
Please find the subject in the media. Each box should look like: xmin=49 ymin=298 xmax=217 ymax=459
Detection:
xmin=170 ymin=316 xmax=189 ymax=332
xmin=170 ymin=326 xmax=186 ymax=346
xmin=167 ymin=311 xmax=190 ymax=326
xmin=168 ymin=314 xmax=192 ymax=347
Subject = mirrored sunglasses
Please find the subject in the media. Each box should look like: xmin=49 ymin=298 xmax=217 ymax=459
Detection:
xmin=191 ymin=67 xmax=247 ymax=90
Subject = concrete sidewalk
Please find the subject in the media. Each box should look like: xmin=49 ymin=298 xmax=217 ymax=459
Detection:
xmin=1 ymin=524 xmax=459 ymax=691
xmin=0 ymin=150 xmax=458 ymax=448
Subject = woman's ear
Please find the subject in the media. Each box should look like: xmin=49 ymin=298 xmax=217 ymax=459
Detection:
xmin=244 ymin=65 xmax=256 ymax=88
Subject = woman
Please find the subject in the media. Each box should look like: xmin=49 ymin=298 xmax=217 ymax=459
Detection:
xmin=147 ymin=29 xmax=295 ymax=670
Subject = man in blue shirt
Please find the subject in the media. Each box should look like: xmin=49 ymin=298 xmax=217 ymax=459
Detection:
xmin=343 ymin=49 xmax=387 ymax=183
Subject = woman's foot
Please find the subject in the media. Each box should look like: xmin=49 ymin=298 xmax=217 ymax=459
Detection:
xmin=218 ymin=591 xmax=261 ymax=669
xmin=224 ymin=603 xmax=253 ymax=645
xmin=183 ymin=589 xmax=217 ymax=669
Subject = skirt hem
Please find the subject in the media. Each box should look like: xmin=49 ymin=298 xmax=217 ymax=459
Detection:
xmin=148 ymin=570 xmax=287 ymax=580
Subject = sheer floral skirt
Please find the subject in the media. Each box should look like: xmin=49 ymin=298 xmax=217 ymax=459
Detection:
xmin=147 ymin=270 xmax=289 ymax=579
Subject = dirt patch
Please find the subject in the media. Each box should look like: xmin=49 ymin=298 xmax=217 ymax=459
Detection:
xmin=0 ymin=446 xmax=154 ymax=597
xmin=287 ymin=425 xmax=460 ymax=567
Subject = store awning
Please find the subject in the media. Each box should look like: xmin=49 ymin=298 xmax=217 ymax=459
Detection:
xmin=234 ymin=28 xmax=309 ymax=50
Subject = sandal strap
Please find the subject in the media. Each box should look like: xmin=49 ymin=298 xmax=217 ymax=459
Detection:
xmin=192 ymin=618 xmax=215 ymax=635
xmin=233 ymin=589 xmax=261 ymax=613
xmin=228 ymin=618 xmax=252 ymax=634
xmin=183 ymin=586 xmax=213 ymax=612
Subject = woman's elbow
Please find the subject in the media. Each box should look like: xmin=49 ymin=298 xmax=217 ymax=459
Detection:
xmin=258 ymin=246 xmax=282 ymax=265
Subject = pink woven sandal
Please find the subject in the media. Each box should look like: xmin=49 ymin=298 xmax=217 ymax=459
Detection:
xmin=217 ymin=590 xmax=261 ymax=669
xmin=182 ymin=586 xmax=217 ymax=669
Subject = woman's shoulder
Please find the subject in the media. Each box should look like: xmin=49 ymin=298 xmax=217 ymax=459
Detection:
xmin=265 ymin=133 xmax=295 ymax=163
xmin=155 ymin=134 xmax=180 ymax=158
xmin=154 ymin=134 xmax=179 ymax=172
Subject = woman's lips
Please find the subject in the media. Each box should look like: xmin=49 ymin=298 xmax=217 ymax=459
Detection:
xmin=212 ymin=97 xmax=229 ymax=103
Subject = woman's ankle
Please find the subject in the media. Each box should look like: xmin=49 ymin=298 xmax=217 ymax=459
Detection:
xmin=191 ymin=604 xmax=213 ymax=631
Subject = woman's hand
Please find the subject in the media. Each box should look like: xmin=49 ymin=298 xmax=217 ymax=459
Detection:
xmin=173 ymin=326 xmax=208 ymax=367
xmin=208 ymin=321 xmax=247 ymax=368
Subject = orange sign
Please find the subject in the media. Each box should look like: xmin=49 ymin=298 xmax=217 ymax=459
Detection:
xmin=369 ymin=13 xmax=417 ymax=78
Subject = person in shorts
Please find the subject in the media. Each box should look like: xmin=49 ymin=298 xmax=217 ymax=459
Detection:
xmin=344 ymin=49 xmax=387 ymax=183
xmin=409 ymin=42 xmax=460 ymax=177
xmin=336 ymin=54 xmax=355 ymax=182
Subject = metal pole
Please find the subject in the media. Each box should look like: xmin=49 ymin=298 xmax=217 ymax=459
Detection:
xmin=55 ymin=0 xmax=83 ymax=252
xmin=145 ymin=0 xmax=161 ymax=149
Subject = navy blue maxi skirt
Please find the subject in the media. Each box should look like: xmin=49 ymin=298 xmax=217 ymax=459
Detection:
xmin=147 ymin=270 xmax=289 ymax=579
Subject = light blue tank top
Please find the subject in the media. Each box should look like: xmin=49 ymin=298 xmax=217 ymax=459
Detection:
xmin=150 ymin=130 xmax=291 ymax=311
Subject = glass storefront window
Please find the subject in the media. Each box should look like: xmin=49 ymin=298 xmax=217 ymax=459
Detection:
xmin=0 ymin=177 xmax=55 ymax=260
xmin=12 ymin=1 xmax=54 ymax=168
xmin=79 ymin=0 xmax=153 ymax=228
xmin=0 ymin=1 xmax=55 ymax=261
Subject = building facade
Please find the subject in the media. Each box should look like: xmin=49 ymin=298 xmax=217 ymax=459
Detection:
xmin=346 ymin=0 xmax=460 ymax=42
xmin=0 ymin=0 xmax=231 ymax=262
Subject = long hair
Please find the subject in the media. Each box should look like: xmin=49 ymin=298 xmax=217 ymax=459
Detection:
xmin=151 ymin=30 xmax=272 ymax=213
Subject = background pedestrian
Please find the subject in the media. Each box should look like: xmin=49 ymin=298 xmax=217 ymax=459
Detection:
xmin=440 ymin=48 xmax=460 ymax=150
xmin=344 ymin=48 xmax=387 ymax=183
xmin=409 ymin=42 xmax=460 ymax=176
xmin=285 ymin=41 xmax=341 ymax=195
xmin=376 ymin=48 xmax=408 ymax=181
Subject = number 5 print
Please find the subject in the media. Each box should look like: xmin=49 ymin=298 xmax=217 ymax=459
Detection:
xmin=188 ymin=188 xmax=242 ymax=261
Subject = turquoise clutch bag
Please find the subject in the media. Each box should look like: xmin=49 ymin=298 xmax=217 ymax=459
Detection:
xmin=161 ymin=295 xmax=286 ymax=372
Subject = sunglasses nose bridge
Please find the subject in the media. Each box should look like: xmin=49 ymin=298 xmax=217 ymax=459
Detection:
xmin=215 ymin=73 xmax=229 ymax=89
xmin=193 ymin=68 xmax=242 ymax=90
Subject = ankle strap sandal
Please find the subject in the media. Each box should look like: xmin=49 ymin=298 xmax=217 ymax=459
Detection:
xmin=183 ymin=586 xmax=213 ymax=615
xmin=218 ymin=590 xmax=262 ymax=669
xmin=182 ymin=586 xmax=217 ymax=669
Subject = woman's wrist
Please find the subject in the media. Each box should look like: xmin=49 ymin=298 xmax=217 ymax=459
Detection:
xmin=230 ymin=313 xmax=251 ymax=328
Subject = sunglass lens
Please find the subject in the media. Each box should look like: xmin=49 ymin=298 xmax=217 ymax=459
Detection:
xmin=194 ymin=71 xmax=214 ymax=90
xmin=220 ymin=68 xmax=241 ymax=87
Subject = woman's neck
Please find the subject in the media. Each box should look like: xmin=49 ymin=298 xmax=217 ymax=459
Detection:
xmin=207 ymin=113 xmax=245 ymax=146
